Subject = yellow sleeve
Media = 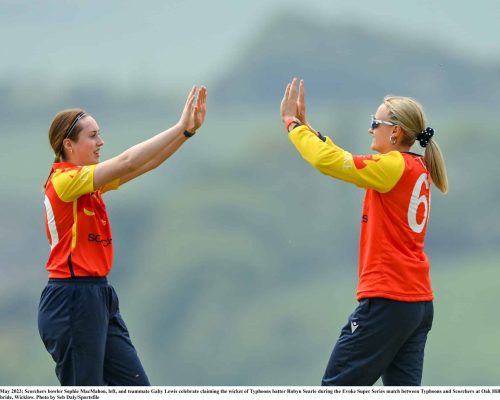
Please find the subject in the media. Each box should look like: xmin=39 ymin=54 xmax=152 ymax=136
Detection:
xmin=100 ymin=178 xmax=120 ymax=194
xmin=51 ymin=165 xmax=96 ymax=202
xmin=288 ymin=125 xmax=405 ymax=193
xmin=52 ymin=165 xmax=120 ymax=200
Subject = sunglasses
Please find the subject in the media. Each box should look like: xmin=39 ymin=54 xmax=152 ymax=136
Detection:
xmin=370 ymin=115 xmax=397 ymax=130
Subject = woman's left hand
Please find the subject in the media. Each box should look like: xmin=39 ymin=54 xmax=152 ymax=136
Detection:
xmin=280 ymin=78 xmax=299 ymax=122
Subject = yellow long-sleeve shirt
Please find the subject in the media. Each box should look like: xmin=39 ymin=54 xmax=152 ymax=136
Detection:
xmin=289 ymin=125 xmax=433 ymax=302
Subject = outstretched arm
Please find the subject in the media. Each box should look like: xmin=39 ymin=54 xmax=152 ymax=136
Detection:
xmin=93 ymin=85 xmax=207 ymax=189
xmin=119 ymin=86 xmax=207 ymax=185
xmin=281 ymin=78 xmax=404 ymax=192
xmin=288 ymin=125 xmax=404 ymax=192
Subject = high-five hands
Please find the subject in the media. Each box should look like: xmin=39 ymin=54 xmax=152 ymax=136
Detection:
xmin=179 ymin=85 xmax=207 ymax=135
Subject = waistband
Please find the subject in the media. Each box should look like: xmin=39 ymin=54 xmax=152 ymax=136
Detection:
xmin=48 ymin=277 xmax=108 ymax=285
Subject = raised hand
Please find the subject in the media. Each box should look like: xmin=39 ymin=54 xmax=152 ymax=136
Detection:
xmin=179 ymin=85 xmax=207 ymax=134
xmin=281 ymin=78 xmax=320 ymax=136
xmin=280 ymin=78 xmax=299 ymax=122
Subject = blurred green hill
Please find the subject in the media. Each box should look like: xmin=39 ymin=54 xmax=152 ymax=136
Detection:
xmin=213 ymin=14 xmax=500 ymax=111
xmin=1 ymin=13 xmax=499 ymax=385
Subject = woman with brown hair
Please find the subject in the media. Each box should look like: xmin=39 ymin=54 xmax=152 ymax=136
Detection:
xmin=39 ymin=86 xmax=207 ymax=385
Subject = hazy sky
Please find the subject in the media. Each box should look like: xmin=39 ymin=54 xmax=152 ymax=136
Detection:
xmin=2 ymin=0 xmax=500 ymax=88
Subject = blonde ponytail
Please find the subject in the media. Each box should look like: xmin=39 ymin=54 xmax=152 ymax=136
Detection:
xmin=423 ymin=139 xmax=448 ymax=193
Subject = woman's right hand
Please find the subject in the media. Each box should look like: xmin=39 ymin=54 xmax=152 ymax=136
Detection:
xmin=178 ymin=85 xmax=207 ymax=134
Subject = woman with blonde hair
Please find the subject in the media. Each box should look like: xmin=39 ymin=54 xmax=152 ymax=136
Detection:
xmin=280 ymin=78 xmax=447 ymax=386
xmin=39 ymin=86 xmax=207 ymax=385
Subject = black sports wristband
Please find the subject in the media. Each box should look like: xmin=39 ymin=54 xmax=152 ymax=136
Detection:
xmin=183 ymin=130 xmax=195 ymax=138
xmin=288 ymin=122 xmax=301 ymax=132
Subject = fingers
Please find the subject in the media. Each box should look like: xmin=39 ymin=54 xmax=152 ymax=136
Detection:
xmin=282 ymin=83 xmax=291 ymax=102
xmin=196 ymin=87 xmax=207 ymax=126
xmin=298 ymin=79 xmax=305 ymax=103
xmin=197 ymin=86 xmax=207 ymax=109
xmin=281 ymin=78 xmax=301 ymax=121
xmin=282 ymin=78 xmax=298 ymax=102
xmin=188 ymin=85 xmax=208 ymax=131
xmin=179 ymin=85 xmax=207 ymax=132
xmin=185 ymin=85 xmax=196 ymax=109
xmin=288 ymin=78 xmax=298 ymax=100
xmin=185 ymin=85 xmax=207 ymax=114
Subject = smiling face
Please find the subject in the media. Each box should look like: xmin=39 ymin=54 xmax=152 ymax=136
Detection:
xmin=63 ymin=115 xmax=104 ymax=165
xmin=368 ymin=104 xmax=397 ymax=154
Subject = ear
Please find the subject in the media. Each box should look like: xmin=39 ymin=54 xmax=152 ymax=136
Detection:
xmin=62 ymin=138 xmax=74 ymax=155
xmin=393 ymin=125 xmax=403 ymax=138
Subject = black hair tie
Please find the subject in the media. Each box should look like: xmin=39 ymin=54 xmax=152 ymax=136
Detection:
xmin=417 ymin=127 xmax=434 ymax=148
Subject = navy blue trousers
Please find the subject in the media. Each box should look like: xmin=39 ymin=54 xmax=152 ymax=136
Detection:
xmin=38 ymin=278 xmax=150 ymax=386
xmin=322 ymin=298 xmax=433 ymax=386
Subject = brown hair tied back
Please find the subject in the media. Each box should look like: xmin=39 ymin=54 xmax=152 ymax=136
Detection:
xmin=44 ymin=108 xmax=87 ymax=188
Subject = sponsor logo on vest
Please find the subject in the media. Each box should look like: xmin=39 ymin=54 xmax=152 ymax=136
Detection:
xmin=88 ymin=233 xmax=112 ymax=247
